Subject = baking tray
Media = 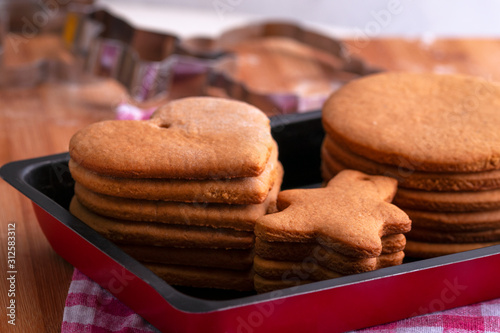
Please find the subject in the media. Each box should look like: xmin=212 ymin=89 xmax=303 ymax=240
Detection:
xmin=2 ymin=111 xmax=500 ymax=332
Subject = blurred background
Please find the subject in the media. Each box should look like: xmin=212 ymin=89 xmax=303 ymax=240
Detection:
xmin=97 ymin=0 xmax=500 ymax=38
xmin=2 ymin=0 xmax=500 ymax=113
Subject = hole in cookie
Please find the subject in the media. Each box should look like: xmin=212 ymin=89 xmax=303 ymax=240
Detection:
xmin=159 ymin=123 xmax=171 ymax=129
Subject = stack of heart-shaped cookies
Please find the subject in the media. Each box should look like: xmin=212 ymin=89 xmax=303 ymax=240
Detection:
xmin=321 ymin=72 xmax=500 ymax=258
xmin=68 ymin=97 xmax=283 ymax=290
xmin=253 ymin=170 xmax=411 ymax=293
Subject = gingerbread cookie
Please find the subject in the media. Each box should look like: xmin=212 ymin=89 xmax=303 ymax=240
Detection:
xmin=69 ymin=142 xmax=280 ymax=205
xmin=404 ymin=239 xmax=500 ymax=258
xmin=322 ymin=137 xmax=500 ymax=192
xmin=146 ymin=263 xmax=254 ymax=291
xmin=406 ymin=208 xmax=500 ymax=232
xmin=254 ymin=252 xmax=404 ymax=281
xmin=255 ymin=170 xmax=411 ymax=258
xmin=70 ymin=197 xmax=254 ymax=249
xmin=394 ymin=187 xmax=500 ymax=212
xmin=322 ymin=72 xmax=500 ymax=173
xmin=68 ymin=96 xmax=284 ymax=291
xmin=254 ymin=255 xmax=342 ymax=282
xmin=255 ymin=237 xmax=405 ymax=275
xmin=256 ymin=234 xmax=406 ymax=259
xmin=69 ymin=97 xmax=274 ymax=179
xmin=320 ymin=155 xmax=344 ymax=183
xmin=407 ymin=227 xmax=500 ymax=243
xmin=73 ymin=164 xmax=282 ymax=231
xmin=253 ymin=251 xmax=404 ymax=293
xmin=120 ymin=245 xmax=253 ymax=270
xmin=322 ymin=159 xmax=500 ymax=213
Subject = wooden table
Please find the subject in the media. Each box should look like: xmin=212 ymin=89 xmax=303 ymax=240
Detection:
xmin=1 ymin=34 xmax=500 ymax=332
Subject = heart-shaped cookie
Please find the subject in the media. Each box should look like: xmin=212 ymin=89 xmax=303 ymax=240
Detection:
xmin=69 ymin=97 xmax=274 ymax=179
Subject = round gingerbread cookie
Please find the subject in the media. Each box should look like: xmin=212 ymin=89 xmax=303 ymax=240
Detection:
xmin=321 ymin=146 xmax=500 ymax=211
xmin=322 ymin=72 xmax=500 ymax=173
xmin=394 ymin=187 xmax=500 ymax=212
xmin=407 ymin=227 xmax=500 ymax=243
xmin=322 ymin=137 xmax=500 ymax=192
xmin=404 ymin=239 xmax=500 ymax=258
xmin=405 ymin=208 xmax=500 ymax=232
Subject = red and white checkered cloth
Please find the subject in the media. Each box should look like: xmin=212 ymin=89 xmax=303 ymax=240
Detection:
xmin=61 ymin=269 xmax=500 ymax=333
xmin=61 ymin=269 xmax=159 ymax=333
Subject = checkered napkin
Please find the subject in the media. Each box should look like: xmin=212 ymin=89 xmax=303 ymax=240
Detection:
xmin=61 ymin=269 xmax=500 ymax=332
xmin=61 ymin=269 xmax=160 ymax=333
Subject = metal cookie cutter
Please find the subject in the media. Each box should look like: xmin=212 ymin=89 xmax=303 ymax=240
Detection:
xmin=64 ymin=8 xmax=182 ymax=102
xmin=197 ymin=21 xmax=379 ymax=115
xmin=64 ymin=8 xmax=226 ymax=103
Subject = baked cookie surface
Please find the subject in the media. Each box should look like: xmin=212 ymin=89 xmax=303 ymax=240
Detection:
xmin=69 ymin=197 xmax=255 ymax=249
xmin=73 ymin=163 xmax=282 ymax=231
xmin=405 ymin=208 xmax=500 ymax=232
xmin=405 ymin=239 xmax=500 ymax=258
xmin=255 ymin=235 xmax=405 ymax=275
xmin=407 ymin=227 xmax=500 ymax=243
xmin=69 ymin=141 xmax=280 ymax=204
xmin=255 ymin=169 xmax=411 ymax=258
xmin=394 ymin=186 xmax=500 ymax=212
xmin=69 ymin=97 xmax=274 ymax=179
xmin=322 ymin=137 xmax=500 ymax=192
xmin=322 ymin=72 xmax=500 ymax=172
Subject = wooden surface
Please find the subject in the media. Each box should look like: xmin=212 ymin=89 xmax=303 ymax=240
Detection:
xmin=1 ymin=34 xmax=500 ymax=332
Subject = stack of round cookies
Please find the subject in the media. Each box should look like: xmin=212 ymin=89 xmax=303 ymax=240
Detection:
xmin=68 ymin=97 xmax=283 ymax=290
xmin=321 ymin=72 xmax=500 ymax=258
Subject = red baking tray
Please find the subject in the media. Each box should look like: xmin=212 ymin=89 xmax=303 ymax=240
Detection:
xmin=2 ymin=111 xmax=500 ymax=333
